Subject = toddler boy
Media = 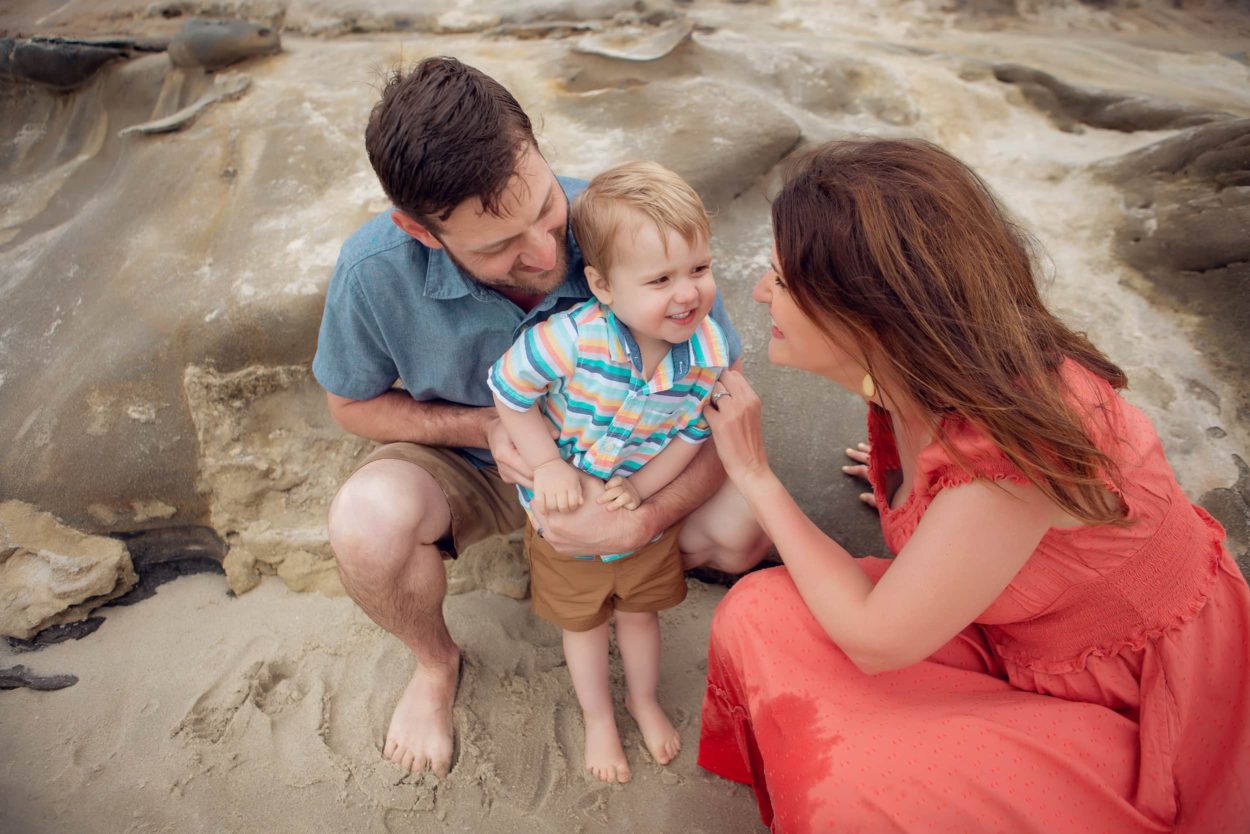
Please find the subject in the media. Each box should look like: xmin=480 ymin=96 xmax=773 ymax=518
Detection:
xmin=487 ymin=161 xmax=728 ymax=783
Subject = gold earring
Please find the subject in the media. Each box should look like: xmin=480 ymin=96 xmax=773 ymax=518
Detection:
xmin=861 ymin=374 xmax=875 ymax=399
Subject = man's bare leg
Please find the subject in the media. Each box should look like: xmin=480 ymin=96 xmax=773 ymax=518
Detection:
xmin=328 ymin=459 xmax=459 ymax=777
xmin=678 ymin=481 xmax=772 ymax=574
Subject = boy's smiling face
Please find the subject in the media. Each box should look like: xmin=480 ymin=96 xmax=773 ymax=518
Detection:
xmin=587 ymin=211 xmax=717 ymax=353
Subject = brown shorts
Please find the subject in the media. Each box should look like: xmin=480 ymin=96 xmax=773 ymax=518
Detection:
xmin=351 ymin=443 xmax=527 ymax=557
xmin=525 ymin=521 xmax=687 ymax=632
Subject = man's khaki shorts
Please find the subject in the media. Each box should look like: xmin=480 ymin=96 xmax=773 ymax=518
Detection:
xmin=351 ymin=443 xmax=527 ymax=557
xmin=525 ymin=521 xmax=687 ymax=632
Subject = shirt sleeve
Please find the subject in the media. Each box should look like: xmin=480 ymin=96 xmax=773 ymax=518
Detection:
xmin=311 ymin=261 xmax=400 ymax=401
xmin=487 ymin=315 xmax=579 ymax=412
xmin=707 ymin=292 xmax=744 ymax=366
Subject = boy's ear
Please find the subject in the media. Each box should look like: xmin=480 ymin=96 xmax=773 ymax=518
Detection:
xmin=586 ymin=266 xmax=613 ymax=305
xmin=392 ymin=210 xmax=442 ymax=250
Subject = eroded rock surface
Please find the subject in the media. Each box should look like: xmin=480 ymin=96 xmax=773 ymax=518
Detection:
xmin=1099 ymin=119 xmax=1250 ymax=428
xmin=0 ymin=501 xmax=137 ymax=640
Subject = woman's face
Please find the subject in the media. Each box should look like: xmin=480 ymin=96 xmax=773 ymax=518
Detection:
xmin=753 ymin=245 xmax=867 ymax=394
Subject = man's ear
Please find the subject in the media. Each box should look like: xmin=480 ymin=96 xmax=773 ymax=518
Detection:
xmin=586 ymin=266 xmax=613 ymax=305
xmin=391 ymin=210 xmax=443 ymax=250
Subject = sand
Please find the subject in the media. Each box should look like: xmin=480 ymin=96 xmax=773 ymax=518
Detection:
xmin=1 ymin=573 xmax=763 ymax=832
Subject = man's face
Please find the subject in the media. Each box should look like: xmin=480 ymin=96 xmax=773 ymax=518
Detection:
xmin=431 ymin=144 xmax=570 ymax=294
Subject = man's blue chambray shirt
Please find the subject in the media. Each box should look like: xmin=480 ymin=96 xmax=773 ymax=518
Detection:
xmin=312 ymin=177 xmax=743 ymax=467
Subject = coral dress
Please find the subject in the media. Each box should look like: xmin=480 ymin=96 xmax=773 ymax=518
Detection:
xmin=698 ymin=362 xmax=1250 ymax=833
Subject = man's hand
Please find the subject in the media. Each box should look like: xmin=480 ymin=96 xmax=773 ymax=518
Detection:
xmin=534 ymin=473 xmax=655 ymax=556
xmin=533 ymin=459 xmax=584 ymax=513
xmin=598 ymin=475 xmax=641 ymax=511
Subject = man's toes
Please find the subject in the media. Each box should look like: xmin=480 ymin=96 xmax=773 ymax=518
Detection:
xmin=400 ymin=749 xmax=416 ymax=771
xmin=383 ymin=738 xmax=398 ymax=760
xmin=617 ymin=764 xmax=632 ymax=784
xmin=432 ymin=753 xmax=452 ymax=779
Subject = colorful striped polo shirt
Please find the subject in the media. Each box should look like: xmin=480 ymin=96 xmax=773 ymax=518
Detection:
xmin=488 ymin=298 xmax=730 ymax=559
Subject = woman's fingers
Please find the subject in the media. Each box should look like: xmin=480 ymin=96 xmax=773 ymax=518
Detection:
xmin=841 ymin=463 xmax=870 ymax=481
xmin=859 ymin=492 xmax=879 ymax=509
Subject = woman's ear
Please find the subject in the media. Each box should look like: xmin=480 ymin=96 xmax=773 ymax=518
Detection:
xmin=586 ymin=266 xmax=613 ymax=305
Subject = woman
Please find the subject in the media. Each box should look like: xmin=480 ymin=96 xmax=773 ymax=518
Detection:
xmin=699 ymin=139 xmax=1250 ymax=833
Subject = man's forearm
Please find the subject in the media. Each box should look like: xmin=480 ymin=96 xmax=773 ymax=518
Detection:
xmin=637 ymin=437 xmax=728 ymax=535
xmin=327 ymin=390 xmax=494 ymax=448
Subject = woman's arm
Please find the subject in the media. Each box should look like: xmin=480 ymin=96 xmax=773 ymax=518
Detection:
xmin=706 ymin=370 xmax=1054 ymax=675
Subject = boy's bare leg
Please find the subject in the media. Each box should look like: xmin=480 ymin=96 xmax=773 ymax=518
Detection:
xmin=327 ymin=459 xmax=459 ymax=777
xmin=563 ymin=622 xmax=631 ymax=783
xmin=679 ymin=480 xmax=772 ymax=573
xmin=615 ymin=609 xmax=681 ymax=765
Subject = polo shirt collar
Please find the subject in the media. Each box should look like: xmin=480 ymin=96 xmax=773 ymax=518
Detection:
xmin=604 ymin=308 xmax=730 ymax=391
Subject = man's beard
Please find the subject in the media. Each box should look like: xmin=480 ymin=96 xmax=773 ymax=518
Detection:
xmin=444 ymin=242 xmax=569 ymax=296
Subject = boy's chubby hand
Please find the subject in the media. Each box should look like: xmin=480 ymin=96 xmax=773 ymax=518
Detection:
xmin=533 ymin=474 xmax=654 ymax=556
xmin=598 ymin=475 xmax=641 ymax=511
xmin=533 ymin=458 xmax=584 ymax=513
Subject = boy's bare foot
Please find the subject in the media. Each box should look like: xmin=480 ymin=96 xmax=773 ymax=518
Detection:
xmin=382 ymin=651 xmax=459 ymax=777
xmin=583 ymin=710 xmax=631 ymax=783
xmin=626 ymin=695 xmax=681 ymax=765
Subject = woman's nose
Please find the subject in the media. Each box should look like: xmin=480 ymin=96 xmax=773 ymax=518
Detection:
xmin=751 ymin=272 xmax=772 ymax=304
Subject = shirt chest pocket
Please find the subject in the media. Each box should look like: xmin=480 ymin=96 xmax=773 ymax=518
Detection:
xmin=635 ymin=397 xmax=686 ymax=439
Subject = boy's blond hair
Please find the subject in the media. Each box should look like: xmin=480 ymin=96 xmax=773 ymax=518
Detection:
xmin=571 ymin=161 xmax=711 ymax=277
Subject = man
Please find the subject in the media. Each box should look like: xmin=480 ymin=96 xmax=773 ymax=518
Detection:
xmin=314 ymin=57 xmax=768 ymax=779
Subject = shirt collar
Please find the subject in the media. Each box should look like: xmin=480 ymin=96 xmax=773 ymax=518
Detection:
xmin=604 ymin=308 xmax=731 ymax=390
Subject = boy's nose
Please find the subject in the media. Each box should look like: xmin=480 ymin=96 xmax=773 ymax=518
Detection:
xmin=674 ymin=279 xmax=699 ymax=304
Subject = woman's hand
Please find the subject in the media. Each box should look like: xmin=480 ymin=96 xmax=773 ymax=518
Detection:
xmin=703 ymin=370 xmax=773 ymax=490
xmin=842 ymin=442 xmax=878 ymax=510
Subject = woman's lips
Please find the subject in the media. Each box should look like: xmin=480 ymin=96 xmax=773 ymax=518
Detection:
xmin=771 ymin=325 xmax=784 ymax=338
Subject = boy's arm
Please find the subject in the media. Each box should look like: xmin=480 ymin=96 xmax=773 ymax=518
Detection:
xmin=536 ymin=358 xmax=744 ymax=556
xmin=610 ymin=436 xmax=704 ymax=505
xmin=491 ymin=395 xmax=561 ymax=468
xmin=493 ymin=394 xmax=584 ymax=513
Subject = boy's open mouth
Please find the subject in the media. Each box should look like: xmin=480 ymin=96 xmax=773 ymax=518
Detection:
xmin=667 ymin=309 xmax=696 ymax=324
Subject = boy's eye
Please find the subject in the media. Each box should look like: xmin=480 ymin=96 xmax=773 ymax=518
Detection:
xmin=693 ymin=263 xmax=710 ymax=275
xmin=650 ymin=275 xmax=670 ymax=285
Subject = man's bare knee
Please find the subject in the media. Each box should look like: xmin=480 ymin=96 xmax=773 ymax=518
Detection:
xmin=328 ymin=460 xmax=451 ymax=583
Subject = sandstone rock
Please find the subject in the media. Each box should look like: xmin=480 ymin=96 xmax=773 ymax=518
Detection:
xmin=573 ymin=17 xmax=693 ymax=61
xmin=0 ymin=501 xmax=137 ymax=640
xmin=184 ymin=363 xmax=371 ymax=595
xmin=167 ymin=18 xmax=281 ymax=69
xmin=1098 ymin=119 xmax=1250 ymax=427
xmin=1 ymin=45 xmax=379 ymax=534
xmin=554 ymin=77 xmax=802 ymax=209
xmin=993 ymin=63 xmax=1230 ymax=132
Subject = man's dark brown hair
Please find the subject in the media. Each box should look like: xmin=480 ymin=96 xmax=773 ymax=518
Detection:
xmin=365 ymin=56 xmax=537 ymax=232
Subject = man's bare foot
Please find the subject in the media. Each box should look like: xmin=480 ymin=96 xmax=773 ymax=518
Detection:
xmin=382 ymin=652 xmax=459 ymax=777
xmin=626 ymin=694 xmax=681 ymax=765
xmin=583 ymin=709 xmax=631 ymax=783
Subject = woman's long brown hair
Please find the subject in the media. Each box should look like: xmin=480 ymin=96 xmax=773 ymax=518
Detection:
xmin=772 ymin=138 xmax=1128 ymax=525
